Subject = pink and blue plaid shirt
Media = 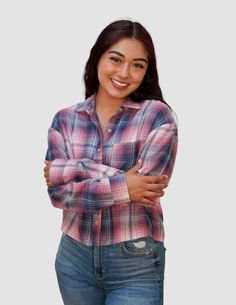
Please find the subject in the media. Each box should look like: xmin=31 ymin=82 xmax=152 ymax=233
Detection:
xmin=45 ymin=94 xmax=178 ymax=246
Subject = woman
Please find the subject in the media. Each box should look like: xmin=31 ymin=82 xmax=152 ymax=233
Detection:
xmin=44 ymin=19 xmax=178 ymax=305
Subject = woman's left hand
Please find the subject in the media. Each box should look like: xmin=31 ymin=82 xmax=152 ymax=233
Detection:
xmin=44 ymin=160 xmax=52 ymax=187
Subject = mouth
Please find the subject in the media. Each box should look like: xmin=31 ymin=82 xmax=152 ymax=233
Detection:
xmin=111 ymin=78 xmax=129 ymax=89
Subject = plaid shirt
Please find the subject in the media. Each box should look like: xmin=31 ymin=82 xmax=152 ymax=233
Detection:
xmin=45 ymin=94 xmax=178 ymax=246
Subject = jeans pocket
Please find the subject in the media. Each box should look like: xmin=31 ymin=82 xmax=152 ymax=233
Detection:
xmin=153 ymin=242 xmax=166 ymax=281
xmin=153 ymin=241 xmax=166 ymax=260
xmin=122 ymin=236 xmax=157 ymax=257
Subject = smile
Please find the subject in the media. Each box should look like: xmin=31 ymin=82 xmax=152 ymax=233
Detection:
xmin=111 ymin=78 xmax=129 ymax=88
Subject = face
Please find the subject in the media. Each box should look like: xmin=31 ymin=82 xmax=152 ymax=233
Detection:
xmin=97 ymin=38 xmax=148 ymax=102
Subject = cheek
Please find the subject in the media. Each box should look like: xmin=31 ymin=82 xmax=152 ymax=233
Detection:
xmin=131 ymin=68 xmax=147 ymax=84
xmin=98 ymin=62 xmax=115 ymax=79
xmin=132 ymin=73 xmax=145 ymax=85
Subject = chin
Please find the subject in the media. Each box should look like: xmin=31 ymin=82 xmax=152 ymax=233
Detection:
xmin=109 ymin=86 xmax=136 ymax=98
xmin=108 ymin=90 xmax=128 ymax=99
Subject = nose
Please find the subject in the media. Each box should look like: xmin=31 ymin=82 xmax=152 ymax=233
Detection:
xmin=118 ymin=63 xmax=130 ymax=78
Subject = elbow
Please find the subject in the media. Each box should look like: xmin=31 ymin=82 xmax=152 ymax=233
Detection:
xmin=47 ymin=186 xmax=69 ymax=210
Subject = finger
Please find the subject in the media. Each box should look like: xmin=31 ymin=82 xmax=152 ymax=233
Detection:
xmin=147 ymin=183 xmax=168 ymax=191
xmin=155 ymin=191 xmax=165 ymax=198
xmin=140 ymin=197 xmax=157 ymax=206
xmin=147 ymin=190 xmax=165 ymax=198
xmin=44 ymin=165 xmax=50 ymax=173
xmin=144 ymin=191 xmax=161 ymax=198
xmin=144 ymin=191 xmax=165 ymax=199
xmin=143 ymin=175 xmax=168 ymax=183
xmin=44 ymin=168 xmax=49 ymax=176
xmin=44 ymin=160 xmax=52 ymax=169
xmin=44 ymin=173 xmax=50 ymax=180
xmin=46 ymin=179 xmax=51 ymax=185
xmin=129 ymin=159 xmax=142 ymax=173
xmin=145 ymin=175 xmax=168 ymax=183
xmin=44 ymin=162 xmax=52 ymax=171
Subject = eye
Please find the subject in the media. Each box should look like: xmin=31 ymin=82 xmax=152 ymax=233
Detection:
xmin=109 ymin=57 xmax=121 ymax=63
xmin=134 ymin=63 xmax=145 ymax=69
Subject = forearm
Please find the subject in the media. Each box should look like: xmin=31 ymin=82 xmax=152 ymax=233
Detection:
xmin=48 ymin=158 xmax=125 ymax=186
xmin=138 ymin=122 xmax=178 ymax=183
xmin=48 ymin=173 xmax=130 ymax=211
xmin=46 ymin=125 xmax=125 ymax=186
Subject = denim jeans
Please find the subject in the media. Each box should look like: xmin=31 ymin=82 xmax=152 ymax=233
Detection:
xmin=55 ymin=233 xmax=166 ymax=305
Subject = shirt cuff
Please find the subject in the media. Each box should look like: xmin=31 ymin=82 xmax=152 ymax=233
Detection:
xmin=49 ymin=159 xmax=68 ymax=186
xmin=109 ymin=174 xmax=130 ymax=204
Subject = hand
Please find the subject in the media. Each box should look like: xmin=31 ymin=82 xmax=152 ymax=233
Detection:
xmin=44 ymin=160 xmax=52 ymax=187
xmin=125 ymin=160 xmax=168 ymax=206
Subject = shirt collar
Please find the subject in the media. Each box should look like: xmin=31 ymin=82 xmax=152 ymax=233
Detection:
xmin=122 ymin=99 xmax=142 ymax=109
xmin=75 ymin=94 xmax=96 ymax=114
xmin=75 ymin=93 xmax=142 ymax=114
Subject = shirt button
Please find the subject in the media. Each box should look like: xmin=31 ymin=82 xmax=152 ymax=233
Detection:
xmin=97 ymin=148 xmax=101 ymax=152
xmin=94 ymin=220 xmax=99 ymax=225
xmin=107 ymin=128 xmax=112 ymax=133
xmin=119 ymin=107 xmax=123 ymax=112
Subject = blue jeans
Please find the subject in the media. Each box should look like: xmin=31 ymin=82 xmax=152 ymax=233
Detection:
xmin=55 ymin=233 xmax=166 ymax=305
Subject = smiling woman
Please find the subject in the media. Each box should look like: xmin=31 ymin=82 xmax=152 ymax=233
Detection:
xmin=97 ymin=38 xmax=148 ymax=100
xmin=44 ymin=19 xmax=178 ymax=305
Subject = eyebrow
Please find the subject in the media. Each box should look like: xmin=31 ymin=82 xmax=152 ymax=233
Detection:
xmin=108 ymin=50 xmax=148 ymax=63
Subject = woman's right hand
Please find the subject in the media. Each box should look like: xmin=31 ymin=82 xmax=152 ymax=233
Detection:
xmin=124 ymin=160 xmax=168 ymax=206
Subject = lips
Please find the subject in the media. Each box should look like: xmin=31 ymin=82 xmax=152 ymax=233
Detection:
xmin=111 ymin=78 xmax=129 ymax=89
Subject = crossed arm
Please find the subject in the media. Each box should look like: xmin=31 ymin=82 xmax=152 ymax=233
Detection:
xmin=44 ymin=118 xmax=177 ymax=211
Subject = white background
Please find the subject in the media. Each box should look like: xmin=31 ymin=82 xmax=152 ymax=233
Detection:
xmin=1 ymin=1 xmax=235 ymax=304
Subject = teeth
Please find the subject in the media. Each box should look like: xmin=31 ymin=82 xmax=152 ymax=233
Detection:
xmin=112 ymin=79 xmax=128 ymax=87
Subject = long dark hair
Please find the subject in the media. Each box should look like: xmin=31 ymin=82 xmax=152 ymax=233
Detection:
xmin=84 ymin=19 xmax=167 ymax=104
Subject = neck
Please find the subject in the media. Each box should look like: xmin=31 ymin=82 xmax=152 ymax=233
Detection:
xmin=95 ymin=89 xmax=126 ymax=114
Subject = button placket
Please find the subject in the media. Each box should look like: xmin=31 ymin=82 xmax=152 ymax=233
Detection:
xmin=93 ymin=212 xmax=101 ymax=227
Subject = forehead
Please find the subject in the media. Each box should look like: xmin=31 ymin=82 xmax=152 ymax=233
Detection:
xmin=106 ymin=38 xmax=148 ymax=58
